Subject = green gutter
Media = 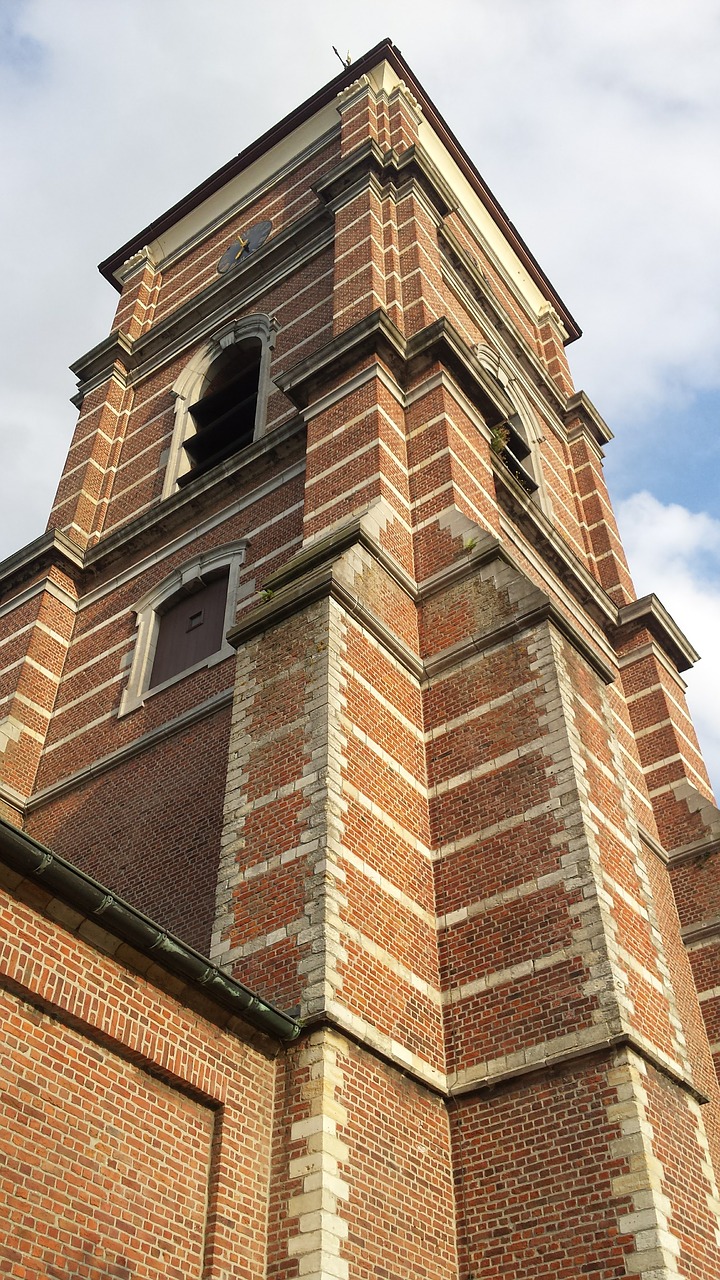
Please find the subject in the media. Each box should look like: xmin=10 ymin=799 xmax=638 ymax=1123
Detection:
xmin=0 ymin=816 xmax=300 ymax=1043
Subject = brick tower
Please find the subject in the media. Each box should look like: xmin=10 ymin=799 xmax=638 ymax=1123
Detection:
xmin=2 ymin=38 xmax=720 ymax=1280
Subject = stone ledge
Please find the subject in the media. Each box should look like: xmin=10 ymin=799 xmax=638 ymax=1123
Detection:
xmin=275 ymin=306 xmax=513 ymax=430
xmin=0 ymin=528 xmax=84 ymax=601
xmin=26 ymin=688 xmax=234 ymax=814
xmin=294 ymin=1014 xmax=709 ymax=1108
xmin=614 ymin=594 xmax=700 ymax=672
xmin=448 ymin=1031 xmax=708 ymax=1106
xmin=682 ymin=915 xmax=720 ymax=948
xmin=565 ymin=389 xmax=613 ymax=446
xmin=228 ymin=515 xmax=617 ymax=685
xmin=228 ymin=555 xmax=423 ymax=680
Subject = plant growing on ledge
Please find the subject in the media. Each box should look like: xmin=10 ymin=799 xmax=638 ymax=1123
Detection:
xmin=489 ymin=420 xmax=539 ymax=496
xmin=490 ymin=424 xmax=511 ymax=454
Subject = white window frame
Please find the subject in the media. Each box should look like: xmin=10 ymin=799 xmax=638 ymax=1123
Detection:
xmin=162 ymin=313 xmax=279 ymax=498
xmin=118 ymin=540 xmax=247 ymax=716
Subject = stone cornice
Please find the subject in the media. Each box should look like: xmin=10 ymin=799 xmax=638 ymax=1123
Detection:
xmin=97 ymin=39 xmax=580 ymax=343
xmin=614 ymin=594 xmax=699 ymax=673
xmin=298 ymin=1014 xmax=708 ymax=1108
xmin=564 ymin=389 xmax=613 ymax=447
xmin=115 ymin=245 xmax=158 ymax=283
xmin=637 ymin=824 xmax=670 ymax=865
xmin=69 ymin=330 xmax=134 ymax=401
xmin=0 ymin=425 xmax=306 ymax=608
xmin=228 ymin=517 xmax=616 ymax=686
xmin=668 ymin=835 xmax=720 ymax=869
xmin=0 ymin=529 xmax=84 ymax=605
xmin=313 ymin=136 xmax=457 ymax=224
xmin=228 ymin=548 xmax=424 ymax=681
xmin=73 ymin=206 xmax=334 ymax=398
xmin=615 ymin=640 xmax=688 ymax=690
xmin=423 ymin=595 xmax=615 ymax=686
xmin=26 ymin=688 xmax=234 ymax=814
xmin=264 ymin=513 xmax=417 ymax=601
xmin=275 ymin=307 xmax=515 ymax=429
xmin=493 ymin=464 xmax=618 ymax=629
xmin=439 ymin=226 xmax=569 ymax=421
xmin=275 ymin=307 xmax=408 ymax=405
xmin=405 ymin=316 xmax=515 ymax=417
xmin=447 ymin=1031 xmax=709 ymax=1106
xmin=83 ymin=420 xmax=306 ymax=573
xmin=681 ymin=913 xmax=720 ymax=948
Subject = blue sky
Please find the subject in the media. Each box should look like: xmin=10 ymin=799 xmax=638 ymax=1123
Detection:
xmin=0 ymin=0 xmax=718 ymax=789
xmin=606 ymin=390 xmax=720 ymax=515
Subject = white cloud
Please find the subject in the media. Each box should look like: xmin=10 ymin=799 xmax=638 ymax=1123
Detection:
xmin=617 ymin=493 xmax=720 ymax=796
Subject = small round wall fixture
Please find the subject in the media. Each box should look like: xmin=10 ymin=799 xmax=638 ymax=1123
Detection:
xmin=217 ymin=220 xmax=272 ymax=274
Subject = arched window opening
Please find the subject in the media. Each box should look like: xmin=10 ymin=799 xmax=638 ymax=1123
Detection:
xmin=162 ymin=314 xmax=278 ymax=500
xmin=475 ymin=342 xmax=549 ymax=512
xmin=118 ymin=540 xmax=247 ymax=717
xmin=179 ymin=339 xmax=262 ymax=487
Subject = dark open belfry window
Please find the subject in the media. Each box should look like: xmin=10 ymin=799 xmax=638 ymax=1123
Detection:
xmin=150 ymin=570 xmax=229 ymax=687
xmin=178 ymin=339 xmax=262 ymax=486
xmin=494 ymin=418 xmax=538 ymax=495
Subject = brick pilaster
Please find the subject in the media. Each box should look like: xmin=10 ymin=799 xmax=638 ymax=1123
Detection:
xmin=0 ymin=568 xmax=77 ymax=809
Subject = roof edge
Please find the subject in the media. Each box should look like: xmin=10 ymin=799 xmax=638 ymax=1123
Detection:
xmin=98 ymin=37 xmax=397 ymax=288
xmin=97 ymin=39 xmax=581 ymax=340
xmin=0 ymin=815 xmax=300 ymax=1043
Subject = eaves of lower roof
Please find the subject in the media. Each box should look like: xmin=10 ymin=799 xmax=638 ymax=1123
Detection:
xmin=0 ymin=815 xmax=300 ymax=1045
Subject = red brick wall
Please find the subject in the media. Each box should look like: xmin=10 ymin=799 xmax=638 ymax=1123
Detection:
xmin=0 ymin=884 xmax=276 ymax=1279
xmin=265 ymin=1029 xmax=457 ymax=1280
xmin=26 ymin=704 xmax=231 ymax=953
xmin=2 ymin=53 xmax=720 ymax=1279
xmin=451 ymin=1056 xmax=636 ymax=1279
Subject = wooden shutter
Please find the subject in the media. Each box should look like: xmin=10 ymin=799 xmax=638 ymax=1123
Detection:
xmin=150 ymin=571 xmax=229 ymax=688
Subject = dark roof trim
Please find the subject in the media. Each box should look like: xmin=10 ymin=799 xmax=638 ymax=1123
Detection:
xmin=97 ymin=39 xmax=581 ymax=341
xmin=0 ymin=815 xmax=300 ymax=1043
xmin=98 ymin=37 xmax=396 ymax=288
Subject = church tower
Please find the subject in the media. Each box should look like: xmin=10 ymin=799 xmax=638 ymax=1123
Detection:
xmin=3 ymin=39 xmax=720 ymax=1279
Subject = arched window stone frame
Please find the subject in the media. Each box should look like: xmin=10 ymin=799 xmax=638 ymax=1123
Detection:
xmin=162 ymin=313 xmax=279 ymax=498
xmin=475 ymin=343 xmax=552 ymax=513
xmin=118 ymin=540 xmax=247 ymax=716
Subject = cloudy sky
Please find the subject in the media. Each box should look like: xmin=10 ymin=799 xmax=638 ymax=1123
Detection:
xmin=1 ymin=0 xmax=719 ymax=790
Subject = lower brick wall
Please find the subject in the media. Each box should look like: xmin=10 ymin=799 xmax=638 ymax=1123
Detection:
xmin=451 ymin=1055 xmax=636 ymax=1279
xmin=643 ymin=1065 xmax=720 ymax=1280
xmin=266 ymin=1027 xmax=458 ymax=1280
xmin=1 ymin=983 xmax=215 ymax=1278
xmin=5 ymin=804 xmax=720 ymax=1278
xmin=339 ymin=1039 xmax=457 ymax=1279
xmin=0 ymin=882 xmax=276 ymax=1280
xmin=25 ymin=704 xmax=231 ymax=953
xmin=450 ymin=1047 xmax=720 ymax=1280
